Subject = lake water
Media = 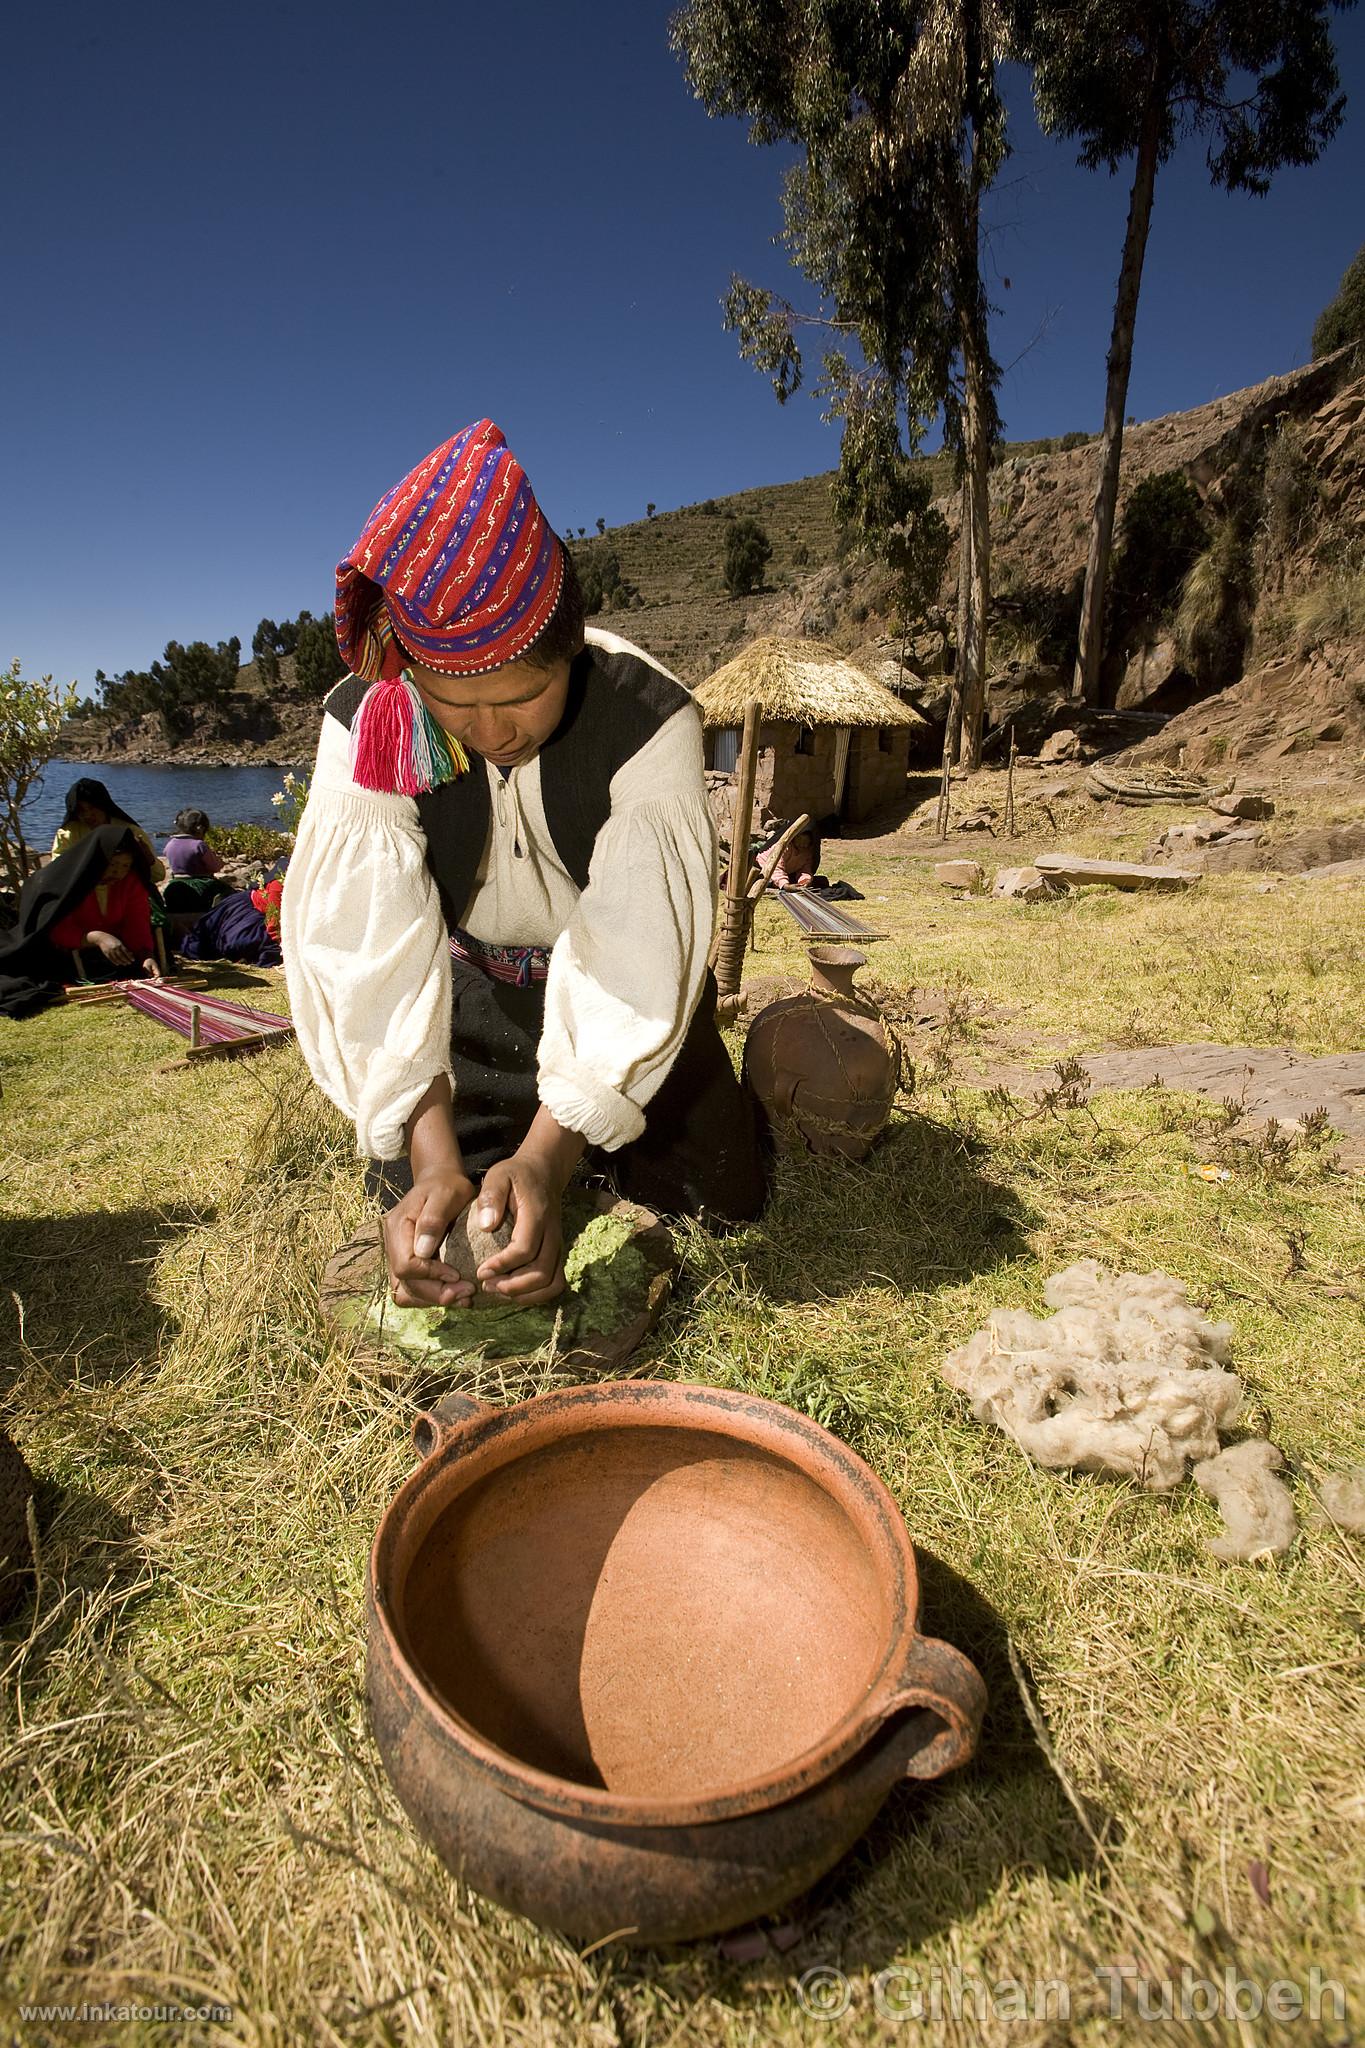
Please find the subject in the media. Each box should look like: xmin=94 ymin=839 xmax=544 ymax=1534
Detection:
xmin=22 ymin=759 xmax=311 ymax=853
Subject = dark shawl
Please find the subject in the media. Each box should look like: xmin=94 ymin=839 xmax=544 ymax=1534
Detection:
xmin=0 ymin=825 xmax=149 ymax=1017
xmin=59 ymin=777 xmax=144 ymax=833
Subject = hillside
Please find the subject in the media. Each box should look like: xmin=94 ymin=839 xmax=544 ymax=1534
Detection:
xmin=57 ymin=355 xmax=1365 ymax=769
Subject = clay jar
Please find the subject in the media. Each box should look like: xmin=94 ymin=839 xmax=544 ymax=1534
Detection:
xmin=743 ymin=945 xmax=900 ymax=1160
xmin=367 ymin=1381 xmax=985 ymax=1944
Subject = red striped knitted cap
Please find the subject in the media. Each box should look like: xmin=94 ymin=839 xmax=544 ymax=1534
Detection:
xmin=334 ymin=420 xmax=564 ymax=682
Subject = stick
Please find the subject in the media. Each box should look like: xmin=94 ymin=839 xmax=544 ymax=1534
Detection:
xmin=189 ymin=1003 xmax=202 ymax=1051
xmin=714 ymin=698 xmax=762 ymax=1001
xmin=1005 ymin=727 xmax=1017 ymax=838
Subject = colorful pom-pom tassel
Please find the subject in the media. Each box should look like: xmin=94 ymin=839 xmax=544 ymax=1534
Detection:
xmin=349 ymin=671 xmax=469 ymax=795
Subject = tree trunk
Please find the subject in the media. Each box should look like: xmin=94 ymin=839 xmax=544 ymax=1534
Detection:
xmin=1072 ymin=79 xmax=1166 ymax=704
xmin=959 ymin=322 xmax=992 ymax=770
xmin=952 ymin=473 xmax=972 ymax=771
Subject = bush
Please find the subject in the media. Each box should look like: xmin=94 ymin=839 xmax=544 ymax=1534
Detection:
xmin=1109 ymin=470 xmax=1207 ymax=639
xmin=1290 ymin=568 xmax=1365 ymax=655
xmin=1261 ymin=420 xmax=1321 ymax=565
xmin=1311 ymin=243 xmax=1365 ymax=360
xmin=2 ymin=659 xmax=78 ymax=889
xmin=1058 ymin=430 xmax=1091 ymax=451
xmin=792 ymin=541 xmax=810 ymax=566
xmin=206 ymin=821 xmax=293 ymax=861
xmin=1175 ymin=526 xmax=1254 ymax=685
xmin=722 ymin=518 xmax=772 ymax=597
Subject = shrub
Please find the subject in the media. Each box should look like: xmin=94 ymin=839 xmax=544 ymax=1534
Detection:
xmin=1261 ymin=420 xmax=1320 ymax=565
xmin=1109 ymin=470 xmax=1207 ymax=639
xmin=1291 ymin=569 xmax=1365 ymax=655
xmin=722 ymin=518 xmax=773 ymax=597
xmin=1311 ymin=243 xmax=1365 ymax=360
xmin=792 ymin=542 xmax=810 ymax=566
xmin=206 ymin=821 xmax=293 ymax=861
xmin=1175 ymin=526 xmax=1254 ymax=685
xmin=1058 ymin=430 xmax=1091 ymax=451
xmin=1 ymin=659 xmax=79 ymax=889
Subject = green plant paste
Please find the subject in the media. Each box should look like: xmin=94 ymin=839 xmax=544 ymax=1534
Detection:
xmin=362 ymin=1195 xmax=652 ymax=1361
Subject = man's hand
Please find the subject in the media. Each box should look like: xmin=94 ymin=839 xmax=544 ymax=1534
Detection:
xmin=383 ymin=1075 xmax=476 ymax=1307
xmin=383 ymin=1168 xmax=478 ymax=1307
xmin=474 ymin=1107 xmax=588 ymax=1306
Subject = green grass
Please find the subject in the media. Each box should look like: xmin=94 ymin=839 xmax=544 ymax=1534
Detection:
xmin=2 ymin=860 xmax=1364 ymax=2045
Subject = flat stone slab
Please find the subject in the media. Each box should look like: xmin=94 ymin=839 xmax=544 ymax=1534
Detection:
xmin=1033 ymin=853 xmax=1200 ymax=890
xmin=999 ymin=1044 xmax=1365 ymax=1169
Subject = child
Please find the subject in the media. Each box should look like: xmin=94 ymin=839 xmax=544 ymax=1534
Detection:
xmin=285 ymin=419 xmax=766 ymax=1310
xmin=163 ymin=808 xmax=226 ymax=879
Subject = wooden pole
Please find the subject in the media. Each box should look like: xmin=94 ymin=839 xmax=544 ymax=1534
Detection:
xmin=1005 ymin=728 xmax=1017 ymax=838
xmin=714 ymin=698 xmax=762 ymax=1002
xmin=189 ymin=1004 xmax=202 ymax=1050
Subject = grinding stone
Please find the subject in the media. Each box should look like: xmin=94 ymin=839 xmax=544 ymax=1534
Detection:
xmin=439 ymin=1208 xmax=517 ymax=1310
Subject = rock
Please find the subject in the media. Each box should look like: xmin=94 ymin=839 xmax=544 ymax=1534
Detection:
xmin=992 ymin=865 xmax=1059 ymax=902
xmin=1147 ymin=821 xmax=1268 ymax=865
xmin=1315 ymin=718 xmax=1347 ymax=741
xmin=955 ymin=808 xmax=997 ymax=832
xmin=935 ymin=859 xmax=985 ymax=892
xmin=985 ymin=661 xmax=1067 ymax=728
xmin=1210 ymin=791 xmax=1275 ymax=821
xmin=900 ymin=797 xmax=942 ymax=834
xmin=1115 ymin=634 xmax=1198 ymax=714
xmin=1033 ymin=854 xmax=1200 ymax=891
xmin=439 ymin=1208 xmax=518 ymax=1309
xmin=1039 ymin=728 xmax=1082 ymax=764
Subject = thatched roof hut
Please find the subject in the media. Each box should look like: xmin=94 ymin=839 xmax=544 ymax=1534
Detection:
xmin=696 ymin=636 xmax=925 ymax=825
xmin=694 ymin=636 xmax=921 ymax=731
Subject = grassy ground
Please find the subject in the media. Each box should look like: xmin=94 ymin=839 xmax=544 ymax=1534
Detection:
xmin=2 ymin=848 xmax=1363 ymax=2046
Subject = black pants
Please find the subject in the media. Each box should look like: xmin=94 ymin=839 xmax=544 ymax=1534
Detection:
xmin=369 ymin=964 xmax=768 ymax=1226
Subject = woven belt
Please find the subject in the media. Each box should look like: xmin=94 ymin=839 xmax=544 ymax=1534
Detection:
xmin=449 ymin=926 xmax=551 ymax=989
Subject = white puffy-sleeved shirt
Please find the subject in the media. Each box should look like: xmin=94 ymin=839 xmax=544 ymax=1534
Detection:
xmin=282 ymin=629 xmax=718 ymax=1161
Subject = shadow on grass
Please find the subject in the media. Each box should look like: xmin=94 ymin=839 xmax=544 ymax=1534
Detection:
xmin=0 ymin=1205 xmax=211 ymax=1388
xmin=750 ymin=1114 xmax=1029 ymax=1306
xmin=802 ymin=1550 xmax=1108 ymax=1965
xmin=670 ymin=1552 xmax=1106 ymax=1977
xmin=0 ymin=1475 xmax=152 ymax=1704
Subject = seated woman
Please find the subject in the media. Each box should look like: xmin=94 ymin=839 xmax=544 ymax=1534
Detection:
xmin=48 ymin=829 xmax=163 ymax=981
xmin=161 ymin=807 xmax=230 ymax=915
xmin=757 ymin=826 xmax=824 ymax=890
xmin=0 ymin=826 xmax=162 ymax=1013
xmin=51 ymin=777 xmax=166 ymax=884
xmin=178 ymin=876 xmax=282 ymax=968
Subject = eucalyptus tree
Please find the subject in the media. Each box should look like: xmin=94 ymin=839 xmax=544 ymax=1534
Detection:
xmin=1016 ymin=0 xmax=1352 ymax=703
xmin=672 ymin=0 xmax=1007 ymax=767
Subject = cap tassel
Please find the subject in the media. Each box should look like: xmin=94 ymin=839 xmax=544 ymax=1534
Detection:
xmin=349 ymin=671 xmax=470 ymax=796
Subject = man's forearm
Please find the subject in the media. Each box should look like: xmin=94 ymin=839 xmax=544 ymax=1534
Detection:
xmin=405 ymin=1075 xmax=466 ymax=1180
xmin=518 ymin=1103 xmax=588 ymax=1191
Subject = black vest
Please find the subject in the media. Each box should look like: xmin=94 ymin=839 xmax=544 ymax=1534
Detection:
xmin=324 ymin=642 xmax=690 ymax=931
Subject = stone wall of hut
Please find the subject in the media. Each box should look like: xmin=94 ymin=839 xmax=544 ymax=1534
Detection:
xmin=844 ymin=727 xmax=911 ymax=820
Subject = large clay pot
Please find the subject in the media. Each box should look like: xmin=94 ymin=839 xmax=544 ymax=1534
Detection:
xmin=368 ymin=1380 xmax=985 ymax=1945
xmin=743 ymin=945 xmax=900 ymax=1160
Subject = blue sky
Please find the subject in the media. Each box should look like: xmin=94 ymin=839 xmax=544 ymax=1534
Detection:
xmin=4 ymin=0 xmax=1363 ymax=693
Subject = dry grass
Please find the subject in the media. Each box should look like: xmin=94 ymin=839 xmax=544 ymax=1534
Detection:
xmin=2 ymin=864 xmax=1364 ymax=2046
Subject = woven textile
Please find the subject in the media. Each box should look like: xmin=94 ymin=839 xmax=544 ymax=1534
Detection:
xmin=448 ymin=927 xmax=550 ymax=990
xmin=117 ymin=983 xmax=293 ymax=1046
xmin=335 ymin=420 xmax=564 ymax=682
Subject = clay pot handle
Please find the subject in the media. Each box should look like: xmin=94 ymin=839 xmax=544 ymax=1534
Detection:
xmin=882 ymin=1633 xmax=987 ymax=1781
xmin=412 ymin=1389 xmax=497 ymax=1461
